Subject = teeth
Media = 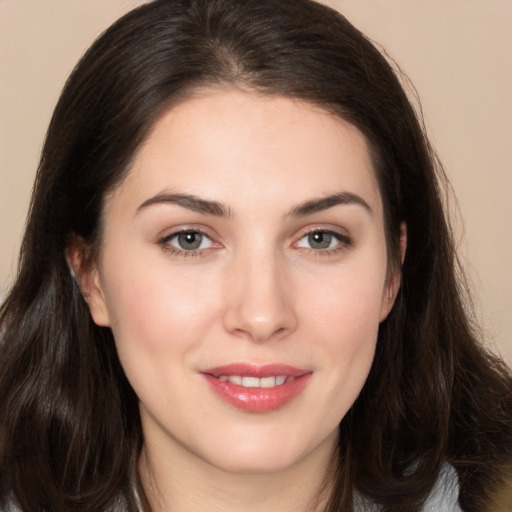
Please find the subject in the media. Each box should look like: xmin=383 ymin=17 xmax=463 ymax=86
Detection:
xmin=229 ymin=375 xmax=242 ymax=386
xmin=216 ymin=375 xmax=290 ymax=388
xmin=276 ymin=376 xmax=287 ymax=385
xmin=242 ymin=376 xmax=260 ymax=387
xmin=260 ymin=376 xmax=276 ymax=388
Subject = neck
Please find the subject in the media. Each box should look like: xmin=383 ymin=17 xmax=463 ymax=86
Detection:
xmin=139 ymin=431 xmax=338 ymax=512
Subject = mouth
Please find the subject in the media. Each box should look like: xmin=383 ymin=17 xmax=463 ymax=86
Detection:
xmin=213 ymin=375 xmax=294 ymax=387
xmin=201 ymin=363 xmax=312 ymax=412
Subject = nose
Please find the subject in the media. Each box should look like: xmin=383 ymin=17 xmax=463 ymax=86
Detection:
xmin=222 ymin=249 xmax=297 ymax=343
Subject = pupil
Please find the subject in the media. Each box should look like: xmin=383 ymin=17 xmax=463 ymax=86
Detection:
xmin=178 ymin=232 xmax=202 ymax=250
xmin=309 ymin=232 xmax=331 ymax=249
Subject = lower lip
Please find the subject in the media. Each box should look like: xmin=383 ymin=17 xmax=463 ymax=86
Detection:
xmin=203 ymin=373 xmax=312 ymax=412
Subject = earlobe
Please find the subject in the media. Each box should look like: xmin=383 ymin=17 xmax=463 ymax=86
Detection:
xmin=65 ymin=233 xmax=111 ymax=327
xmin=379 ymin=222 xmax=407 ymax=322
xmin=84 ymin=268 xmax=111 ymax=327
xmin=399 ymin=222 xmax=407 ymax=265
xmin=379 ymin=277 xmax=400 ymax=322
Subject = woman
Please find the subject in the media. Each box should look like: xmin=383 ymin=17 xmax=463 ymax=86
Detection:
xmin=0 ymin=0 xmax=511 ymax=511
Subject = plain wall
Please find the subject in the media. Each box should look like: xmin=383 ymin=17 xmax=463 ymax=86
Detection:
xmin=1 ymin=0 xmax=511 ymax=363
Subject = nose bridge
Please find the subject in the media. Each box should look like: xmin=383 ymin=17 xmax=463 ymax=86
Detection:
xmin=223 ymin=241 xmax=296 ymax=342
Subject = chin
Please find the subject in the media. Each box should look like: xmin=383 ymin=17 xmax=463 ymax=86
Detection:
xmin=197 ymin=426 xmax=337 ymax=476
xmin=206 ymin=450 xmax=303 ymax=475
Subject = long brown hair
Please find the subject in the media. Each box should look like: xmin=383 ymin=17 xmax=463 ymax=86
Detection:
xmin=1 ymin=1 xmax=511 ymax=511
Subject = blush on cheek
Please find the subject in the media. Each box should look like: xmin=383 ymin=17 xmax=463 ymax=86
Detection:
xmin=102 ymin=278 xmax=163 ymax=352
xmin=118 ymin=275 xmax=218 ymax=354
xmin=127 ymin=297 xmax=156 ymax=345
xmin=310 ymin=281 xmax=384 ymax=335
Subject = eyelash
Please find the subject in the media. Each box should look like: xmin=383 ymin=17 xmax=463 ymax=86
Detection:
xmin=294 ymin=229 xmax=352 ymax=257
xmin=158 ymin=229 xmax=216 ymax=258
xmin=157 ymin=228 xmax=352 ymax=258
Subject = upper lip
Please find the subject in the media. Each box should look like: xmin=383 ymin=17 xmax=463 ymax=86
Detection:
xmin=202 ymin=363 xmax=310 ymax=378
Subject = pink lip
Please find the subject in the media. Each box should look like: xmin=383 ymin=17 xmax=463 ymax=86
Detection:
xmin=201 ymin=363 xmax=312 ymax=413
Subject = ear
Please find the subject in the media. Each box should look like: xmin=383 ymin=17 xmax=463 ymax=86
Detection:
xmin=65 ymin=233 xmax=111 ymax=327
xmin=379 ymin=222 xmax=407 ymax=322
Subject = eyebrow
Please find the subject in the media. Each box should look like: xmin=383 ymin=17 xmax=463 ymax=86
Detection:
xmin=136 ymin=191 xmax=372 ymax=218
xmin=287 ymin=192 xmax=373 ymax=217
xmin=136 ymin=192 xmax=231 ymax=217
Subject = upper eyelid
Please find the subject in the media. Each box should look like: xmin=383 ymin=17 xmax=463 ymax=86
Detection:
xmin=162 ymin=229 xmax=213 ymax=242
xmin=293 ymin=225 xmax=351 ymax=240
xmin=159 ymin=225 xmax=218 ymax=241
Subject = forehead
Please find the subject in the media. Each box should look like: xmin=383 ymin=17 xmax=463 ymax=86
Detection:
xmin=106 ymin=89 xmax=382 ymax=218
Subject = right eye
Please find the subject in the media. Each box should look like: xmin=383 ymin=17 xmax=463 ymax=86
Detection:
xmin=161 ymin=230 xmax=214 ymax=253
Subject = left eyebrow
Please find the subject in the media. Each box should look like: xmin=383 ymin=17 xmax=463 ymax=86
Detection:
xmin=287 ymin=192 xmax=373 ymax=217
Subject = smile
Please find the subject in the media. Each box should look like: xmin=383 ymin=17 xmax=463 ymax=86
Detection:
xmin=214 ymin=375 xmax=292 ymax=387
xmin=202 ymin=364 xmax=312 ymax=412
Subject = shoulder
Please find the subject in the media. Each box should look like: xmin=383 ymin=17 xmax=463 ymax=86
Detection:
xmin=421 ymin=464 xmax=462 ymax=512
xmin=0 ymin=499 xmax=20 ymax=512
xmin=354 ymin=464 xmax=463 ymax=512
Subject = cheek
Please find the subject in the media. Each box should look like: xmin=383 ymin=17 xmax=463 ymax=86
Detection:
xmin=100 ymin=264 xmax=223 ymax=414
xmin=297 ymin=254 xmax=387 ymax=399
xmin=102 ymin=263 xmax=221 ymax=360
xmin=301 ymin=260 xmax=387 ymax=342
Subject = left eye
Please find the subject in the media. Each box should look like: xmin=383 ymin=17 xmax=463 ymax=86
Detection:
xmin=166 ymin=231 xmax=213 ymax=251
xmin=296 ymin=231 xmax=343 ymax=250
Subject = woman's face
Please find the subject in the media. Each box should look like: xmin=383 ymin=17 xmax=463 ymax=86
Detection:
xmin=81 ymin=89 xmax=401 ymax=475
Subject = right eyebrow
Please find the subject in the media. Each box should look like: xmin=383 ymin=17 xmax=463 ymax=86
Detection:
xmin=136 ymin=192 xmax=231 ymax=217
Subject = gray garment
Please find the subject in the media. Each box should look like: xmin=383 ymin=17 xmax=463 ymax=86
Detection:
xmin=420 ymin=465 xmax=462 ymax=512
xmin=354 ymin=464 xmax=462 ymax=511
xmin=1 ymin=496 xmax=126 ymax=512
xmin=2 ymin=465 xmax=462 ymax=511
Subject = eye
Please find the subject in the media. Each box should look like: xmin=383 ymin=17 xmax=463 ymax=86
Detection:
xmin=164 ymin=231 xmax=214 ymax=251
xmin=296 ymin=230 xmax=349 ymax=251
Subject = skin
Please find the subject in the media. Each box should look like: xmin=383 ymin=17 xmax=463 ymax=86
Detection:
xmin=71 ymin=89 xmax=404 ymax=511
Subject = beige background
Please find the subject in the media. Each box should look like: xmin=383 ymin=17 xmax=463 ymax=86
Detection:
xmin=1 ymin=1 xmax=511 ymax=363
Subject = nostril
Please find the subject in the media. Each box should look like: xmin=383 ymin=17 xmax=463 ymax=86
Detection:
xmin=274 ymin=327 xmax=287 ymax=337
